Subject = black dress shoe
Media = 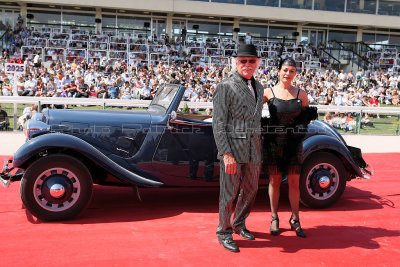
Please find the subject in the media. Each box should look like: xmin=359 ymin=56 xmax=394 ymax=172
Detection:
xmin=234 ymin=228 xmax=255 ymax=240
xmin=218 ymin=236 xmax=240 ymax=252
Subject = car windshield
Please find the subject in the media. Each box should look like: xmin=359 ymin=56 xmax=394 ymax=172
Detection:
xmin=149 ymin=84 xmax=180 ymax=110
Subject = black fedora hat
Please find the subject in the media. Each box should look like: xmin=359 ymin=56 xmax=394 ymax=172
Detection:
xmin=234 ymin=44 xmax=259 ymax=58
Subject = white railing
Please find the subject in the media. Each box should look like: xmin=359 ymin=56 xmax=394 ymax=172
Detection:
xmin=208 ymin=56 xmax=230 ymax=68
xmin=71 ymin=34 xmax=90 ymax=41
xmin=89 ymin=41 xmax=108 ymax=50
xmin=187 ymin=46 xmax=204 ymax=55
xmin=68 ymin=40 xmax=88 ymax=49
xmin=2 ymin=96 xmax=400 ymax=132
xmin=205 ymin=47 xmax=222 ymax=56
xmin=149 ymin=44 xmax=166 ymax=53
xmin=21 ymin=46 xmax=44 ymax=61
xmin=223 ymin=48 xmax=236 ymax=57
xmin=44 ymin=48 xmax=66 ymax=62
xmin=51 ymin=33 xmax=70 ymax=40
xmin=87 ymin=50 xmax=107 ymax=63
xmin=149 ymin=53 xmax=169 ymax=65
xmin=128 ymin=52 xmax=148 ymax=64
xmin=190 ymin=54 xmax=207 ymax=63
xmin=2 ymin=96 xmax=400 ymax=114
xmin=47 ymin=39 xmax=69 ymax=48
xmin=66 ymin=48 xmax=87 ymax=62
xmin=25 ymin=38 xmax=47 ymax=47
xmin=266 ymin=59 xmax=276 ymax=67
xmin=15 ymin=32 xmax=324 ymax=71
xmin=304 ymin=61 xmax=321 ymax=70
xmin=109 ymin=51 xmax=128 ymax=61
xmin=90 ymin=35 xmax=109 ymax=43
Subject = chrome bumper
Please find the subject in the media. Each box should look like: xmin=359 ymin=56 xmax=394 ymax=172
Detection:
xmin=0 ymin=159 xmax=23 ymax=187
xmin=361 ymin=164 xmax=374 ymax=179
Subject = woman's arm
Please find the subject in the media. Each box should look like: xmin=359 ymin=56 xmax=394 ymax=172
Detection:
xmin=299 ymin=88 xmax=309 ymax=108
xmin=263 ymin=87 xmax=272 ymax=104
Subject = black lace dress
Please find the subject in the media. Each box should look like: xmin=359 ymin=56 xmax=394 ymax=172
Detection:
xmin=262 ymin=88 xmax=308 ymax=176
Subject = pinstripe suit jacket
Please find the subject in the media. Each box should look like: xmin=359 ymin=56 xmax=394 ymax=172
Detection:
xmin=212 ymin=71 xmax=264 ymax=163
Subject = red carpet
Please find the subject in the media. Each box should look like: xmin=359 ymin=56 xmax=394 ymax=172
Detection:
xmin=0 ymin=154 xmax=399 ymax=266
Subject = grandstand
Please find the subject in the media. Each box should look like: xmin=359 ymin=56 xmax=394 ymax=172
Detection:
xmin=1 ymin=0 xmax=400 ymax=134
xmin=1 ymin=0 xmax=400 ymax=72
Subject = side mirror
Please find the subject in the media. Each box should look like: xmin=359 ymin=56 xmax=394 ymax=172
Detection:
xmin=170 ymin=110 xmax=177 ymax=121
xmin=168 ymin=111 xmax=177 ymax=130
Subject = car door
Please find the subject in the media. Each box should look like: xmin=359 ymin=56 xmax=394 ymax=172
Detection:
xmin=152 ymin=115 xmax=219 ymax=183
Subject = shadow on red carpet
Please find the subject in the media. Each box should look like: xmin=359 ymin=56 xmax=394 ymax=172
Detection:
xmin=0 ymin=153 xmax=400 ymax=266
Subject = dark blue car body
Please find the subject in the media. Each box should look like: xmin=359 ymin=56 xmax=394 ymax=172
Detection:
xmin=1 ymin=84 xmax=371 ymax=221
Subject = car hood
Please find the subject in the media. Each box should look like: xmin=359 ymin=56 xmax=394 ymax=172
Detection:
xmin=44 ymin=108 xmax=152 ymax=128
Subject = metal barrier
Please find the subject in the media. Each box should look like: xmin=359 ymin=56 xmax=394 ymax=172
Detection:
xmin=51 ymin=33 xmax=70 ymax=40
xmin=2 ymin=96 xmax=400 ymax=134
xmin=89 ymin=40 xmax=108 ymax=50
xmin=25 ymin=38 xmax=48 ymax=47
xmin=65 ymin=48 xmax=87 ymax=62
xmin=129 ymin=43 xmax=148 ymax=53
xmin=21 ymin=46 xmax=44 ymax=61
xmin=87 ymin=50 xmax=107 ymax=63
xmin=47 ymin=39 xmax=69 ymax=48
xmin=223 ymin=48 xmax=236 ymax=57
xmin=44 ymin=47 xmax=66 ymax=62
xmin=68 ymin=40 xmax=88 ymax=49
xmin=3 ymin=96 xmax=400 ymax=114
xmin=208 ymin=56 xmax=230 ymax=68
xmin=128 ymin=51 xmax=148 ymax=65
xmin=90 ymin=35 xmax=109 ymax=43
xmin=71 ymin=33 xmax=90 ymax=41
xmin=187 ymin=46 xmax=205 ymax=56
xmin=205 ymin=47 xmax=222 ymax=56
xmin=266 ymin=59 xmax=276 ymax=67
xmin=149 ymin=44 xmax=166 ymax=53
xmin=190 ymin=54 xmax=208 ymax=63
xmin=304 ymin=60 xmax=321 ymax=69
xmin=149 ymin=53 xmax=169 ymax=65
xmin=109 ymin=51 xmax=128 ymax=61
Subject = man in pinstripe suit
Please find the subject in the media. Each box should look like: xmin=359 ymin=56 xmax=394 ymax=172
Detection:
xmin=212 ymin=44 xmax=264 ymax=252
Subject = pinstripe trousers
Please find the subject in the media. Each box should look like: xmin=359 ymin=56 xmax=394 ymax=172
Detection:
xmin=216 ymin=161 xmax=261 ymax=238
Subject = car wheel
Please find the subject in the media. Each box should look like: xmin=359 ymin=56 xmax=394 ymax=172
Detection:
xmin=300 ymin=152 xmax=346 ymax=209
xmin=21 ymin=154 xmax=93 ymax=221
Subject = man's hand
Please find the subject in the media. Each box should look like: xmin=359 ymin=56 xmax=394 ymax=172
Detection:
xmin=223 ymin=153 xmax=237 ymax=174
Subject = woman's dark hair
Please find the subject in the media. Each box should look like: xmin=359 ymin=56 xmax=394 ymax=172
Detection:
xmin=278 ymin=58 xmax=297 ymax=70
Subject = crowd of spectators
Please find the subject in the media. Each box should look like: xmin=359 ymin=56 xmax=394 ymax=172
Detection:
xmin=1 ymin=54 xmax=399 ymax=106
xmin=1 ymin=24 xmax=400 ymax=132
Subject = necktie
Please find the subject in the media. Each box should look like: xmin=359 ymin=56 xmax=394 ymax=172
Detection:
xmin=247 ymin=80 xmax=255 ymax=98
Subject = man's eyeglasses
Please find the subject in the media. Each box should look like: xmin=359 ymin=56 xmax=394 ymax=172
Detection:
xmin=238 ymin=59 xmax=257 ymax=64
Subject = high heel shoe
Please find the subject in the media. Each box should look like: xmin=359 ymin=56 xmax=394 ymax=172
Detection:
xmin=270 ymin=216 xmax=279 ymax=236
xmin=289 ymin=216 xmax=306 ymax=238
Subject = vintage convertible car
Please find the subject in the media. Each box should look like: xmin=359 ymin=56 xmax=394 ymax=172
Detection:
xmin=0 ymin=84 xmax=372 ymax=221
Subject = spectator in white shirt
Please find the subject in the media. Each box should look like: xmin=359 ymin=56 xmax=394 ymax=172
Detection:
xmin=23 ymin=76 xmax=37 ymax=96
xmin=183 ymin=85 xmax=197 ymax=101
xmin=333 ymin=90 xmax=344 ymax=106
xmin=140 ymin=81 xmax=152 ymax=100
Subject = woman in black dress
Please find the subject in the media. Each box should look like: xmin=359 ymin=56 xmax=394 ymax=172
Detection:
xmin=262 ymin=58 xmax=317 ymax=238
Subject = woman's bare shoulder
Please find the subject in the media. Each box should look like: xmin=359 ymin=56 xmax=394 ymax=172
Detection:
xmin=263 ymin=87 xmax=274 ymax=103
xmin=295 ymin=87 xmax=309 ymax=106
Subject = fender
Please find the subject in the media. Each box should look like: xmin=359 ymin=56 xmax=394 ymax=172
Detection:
xmin=13 ymin=133 xmax=163 ymax=187
xmin=302 ymin=134 xmax=363 ymax=177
